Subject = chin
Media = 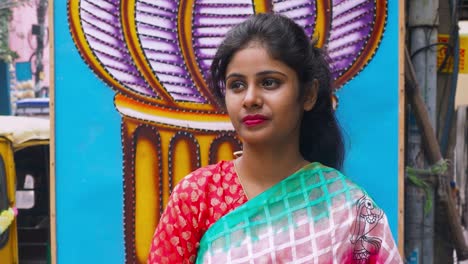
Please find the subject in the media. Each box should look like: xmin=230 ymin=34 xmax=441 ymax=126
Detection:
xmin=238 ymin=133 xmax=272 ymax=146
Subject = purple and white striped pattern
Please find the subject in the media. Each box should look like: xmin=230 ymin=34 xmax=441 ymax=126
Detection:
xmin=75 ymin=0 xmax=384 ymax=103
xmin=272 ymin=0 xmax=316 ymax=38
xmin=136 ymin=0 xmax=207 ymax=103
xmin=79 ymin=0 xmax=157 ymax=98
xmin=192 ymin=0 xmax=255 ymax=82
xmin=327 ymin=0 xmax=376 ymax=81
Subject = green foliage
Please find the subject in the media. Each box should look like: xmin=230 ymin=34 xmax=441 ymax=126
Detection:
xmin=0 ymin=8 xmax=19 ymax=63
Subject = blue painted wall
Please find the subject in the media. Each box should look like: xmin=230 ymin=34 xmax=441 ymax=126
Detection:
xmin=54 ymin=0 xmax=123 ymax=262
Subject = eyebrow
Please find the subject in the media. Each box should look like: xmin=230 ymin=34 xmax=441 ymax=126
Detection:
xmin=226 ymin=70 xmax=288 ymax=80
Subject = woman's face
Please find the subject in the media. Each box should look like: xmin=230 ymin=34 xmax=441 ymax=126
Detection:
xmin=224 ymin=43 xmax=315 ymax=147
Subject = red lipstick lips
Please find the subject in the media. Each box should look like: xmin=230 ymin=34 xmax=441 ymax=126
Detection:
xmin=242 ymin=114 xmax=268 ymax=126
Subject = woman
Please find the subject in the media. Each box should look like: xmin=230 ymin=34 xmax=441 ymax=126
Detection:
xmin=148 ymin=13 xmax=402 ymax=263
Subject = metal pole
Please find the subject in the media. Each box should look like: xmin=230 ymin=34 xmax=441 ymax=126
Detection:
xmin=435 ymin=0 xmax=461 ymax=261
xmin=406 ymin=0 xmax=439 ymax=263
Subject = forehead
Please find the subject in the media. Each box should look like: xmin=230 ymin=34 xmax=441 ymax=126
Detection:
xmin=226 ymin=44 xmax=293 ymax=76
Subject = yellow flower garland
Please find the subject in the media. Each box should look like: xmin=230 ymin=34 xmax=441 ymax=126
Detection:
xmin=0 ymin=207 xmax=17 ymax=235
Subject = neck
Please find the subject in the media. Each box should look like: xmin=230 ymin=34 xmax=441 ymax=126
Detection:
xmin=237 ymin=141 xmax=308 ymax=185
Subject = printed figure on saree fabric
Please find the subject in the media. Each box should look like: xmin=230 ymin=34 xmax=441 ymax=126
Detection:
xmin=351 ymin=196 xmax=385 ymax=263
xmin=148 ymin=14 xmax=402 ymax=264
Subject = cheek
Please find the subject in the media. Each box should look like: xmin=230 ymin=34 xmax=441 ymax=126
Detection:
xmin=225 ymin=98 xmax=239 ymax=122
xmin=274 ymin=95 xmax=300 ymax=111
xmin=275 ymin=99 xmax=303 ymax=122
xmin=224 ymin=96 xmax=233 ymax=112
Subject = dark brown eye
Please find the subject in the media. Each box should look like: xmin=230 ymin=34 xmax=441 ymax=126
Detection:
xmin=262 ymin=78 xmax=280 ymax=89
xmin=228 ymin=80 xmax=246 ymax=91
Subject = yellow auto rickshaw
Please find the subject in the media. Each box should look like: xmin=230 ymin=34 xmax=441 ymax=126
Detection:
xmin=0 ymin=115 xmax=50 ymax=264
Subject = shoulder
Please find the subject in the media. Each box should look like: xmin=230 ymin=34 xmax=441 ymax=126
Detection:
xmin=309 ymin=165 xmax=401 ymax=261
xmin=175 ymin=160 xmax=233 ymax=188
xmin=310 ymin=163 xmax=377 ymax=206
xmin=170 ymin=160 xmax=235 ymax=202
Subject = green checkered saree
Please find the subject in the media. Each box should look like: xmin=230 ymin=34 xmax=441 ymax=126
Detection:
xmin=196 ymin=163 xmax=402 ymax=263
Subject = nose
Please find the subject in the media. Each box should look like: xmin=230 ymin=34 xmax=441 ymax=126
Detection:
xmin=242 ymin=85 xmax=262 ymax=109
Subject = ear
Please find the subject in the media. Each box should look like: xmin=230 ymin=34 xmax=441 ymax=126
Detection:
xmin=303 ymin=79 xmax=318 ymax=111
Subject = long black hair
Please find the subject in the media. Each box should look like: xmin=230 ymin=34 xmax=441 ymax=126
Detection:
xmin=209 ymin=13 xmax=345 ymax=170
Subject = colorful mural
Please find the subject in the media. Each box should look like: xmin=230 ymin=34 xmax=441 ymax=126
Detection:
xmin=65 ymin=0 xmax=389 ymax=263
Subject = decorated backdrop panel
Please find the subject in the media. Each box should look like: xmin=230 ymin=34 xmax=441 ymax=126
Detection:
xmin=55 ymin=0 xmax=400 ymax=263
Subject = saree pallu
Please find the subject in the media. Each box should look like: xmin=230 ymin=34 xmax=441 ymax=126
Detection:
xmin=196 ymin=163 xmax=402 ymax=263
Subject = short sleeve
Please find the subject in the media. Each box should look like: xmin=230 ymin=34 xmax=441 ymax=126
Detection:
xmin=147 ymin=178 xmax=203 ymax=264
